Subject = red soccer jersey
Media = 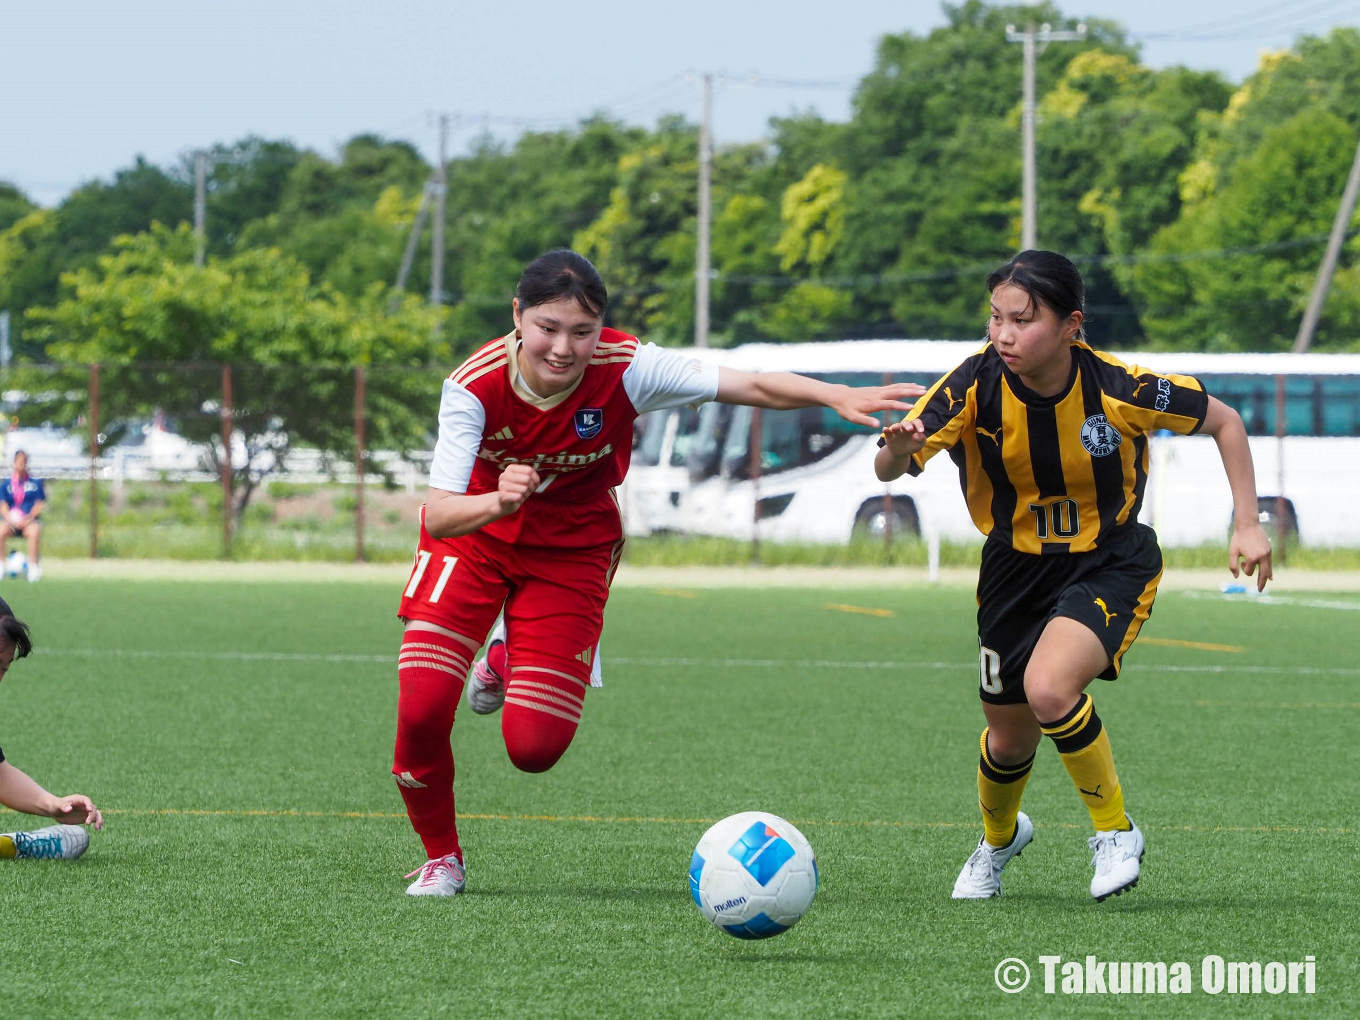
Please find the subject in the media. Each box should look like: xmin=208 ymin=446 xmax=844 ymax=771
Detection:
xmin=446 ymin=328 xmax=647 ymax=547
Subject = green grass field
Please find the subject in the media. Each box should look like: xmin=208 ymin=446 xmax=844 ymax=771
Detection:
xmin=0 ymin=576 xmax=1356 ymax=1018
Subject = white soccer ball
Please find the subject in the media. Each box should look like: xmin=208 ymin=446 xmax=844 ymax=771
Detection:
xmin=689 ymin=811 xmax=818 ymax=939
xmin=4 ymin=551 xmax=27 ymax=578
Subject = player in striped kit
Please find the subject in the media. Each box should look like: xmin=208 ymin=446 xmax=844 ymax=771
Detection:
xmin=395 ymin=249 xmax=923 ymax=895
xmin=877 ymin=250 xmax=1271 ymax=902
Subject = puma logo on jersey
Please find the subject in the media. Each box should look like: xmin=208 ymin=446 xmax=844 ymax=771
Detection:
xmin=976 ymin=425 xmax=1002 ymax=446
xmin=394 ymin=771 xmax=427 ymax=789
xmin=1094 ymin=598 xmax=1117 ymax=627
xmin=1079 ymin=784 xmax=1104 ymax=799
xmin=1131 ymin=381 xmax=1148 ymax=399
xmin=487 ymin=426 xmax=514 ymax=441
xmin=943 ymin=387 xmax=963 ymax=412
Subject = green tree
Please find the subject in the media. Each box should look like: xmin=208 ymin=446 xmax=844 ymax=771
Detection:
xmin=0 ymin=158 xmax=191 ymax=354
xmin=1129 ymin=30 xmax=1360 ymax=350
xmin=23 ymin=224 xmax=450 ymax=519
xmin=830 ymin=2 xmax=1139 ymax=337
xmin=239 ymin=135 xmax=429 ymax=301
xmin=1037 ymin=51 xmax=1232 ymax=344
xmin=442 ymin=118 xmax=647 ymax=352
xmin=185 ymin=137 xmax=305 ymax=254
xmin=0 ymin=182 xmax=35 ymax=233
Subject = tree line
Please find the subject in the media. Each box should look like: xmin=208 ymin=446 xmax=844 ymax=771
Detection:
xmin=5 ymin=2 xmax=1359 ymax=362
xmin=1 ymin=1 xmax=1357 ymax=516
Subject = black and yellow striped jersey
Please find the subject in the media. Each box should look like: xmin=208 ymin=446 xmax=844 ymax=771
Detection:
xmin=894 ymin=340 xmax=1208 ymax=554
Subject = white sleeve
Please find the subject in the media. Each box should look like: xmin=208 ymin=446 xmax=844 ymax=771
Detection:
xmin=622 ymin=343 xmax=722 ymax=414
xmin=427 ymin=379 xmax=486 ymax=493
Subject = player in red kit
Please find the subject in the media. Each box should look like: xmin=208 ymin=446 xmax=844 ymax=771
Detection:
xmin=394 ymin=249 xmax=923 ymax=895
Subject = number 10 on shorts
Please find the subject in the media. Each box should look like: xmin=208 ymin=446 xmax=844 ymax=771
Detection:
xmin=979 ymin=645 xmax=1003 ymax=695
xmin=405 ymin=551 xmax=458 ymax=603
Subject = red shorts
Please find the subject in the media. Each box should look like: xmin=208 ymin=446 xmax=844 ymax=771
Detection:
xmin=397 ymin=519 xmax=624 ymax=685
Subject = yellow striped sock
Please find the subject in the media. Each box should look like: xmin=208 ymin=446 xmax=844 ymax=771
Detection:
xmin=977 ymin=728 xmax=1035 ymax=847
xmin=1040 ymin=693 xmax=1130 ymax=832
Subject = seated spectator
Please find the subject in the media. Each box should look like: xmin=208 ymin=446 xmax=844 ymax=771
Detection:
xmin=0 ymin=451 xmax=46 ymax=583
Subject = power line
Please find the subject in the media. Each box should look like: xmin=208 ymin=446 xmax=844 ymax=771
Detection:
xmin=1135 ymin=0 xmax=1354 ymax=41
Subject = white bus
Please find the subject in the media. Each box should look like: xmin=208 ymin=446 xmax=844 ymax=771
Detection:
xmin=626 ymin=340 xmax=1360 ymax=547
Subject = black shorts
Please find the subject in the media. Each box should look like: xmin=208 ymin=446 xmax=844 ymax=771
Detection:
xmin=975 ymin=524 xmax=1163 ymax=705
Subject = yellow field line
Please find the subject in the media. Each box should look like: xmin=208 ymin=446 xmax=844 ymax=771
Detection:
xmin=1195 ymin=699 xmax=1360 ymax=710
xmin=1143 ymin=637 xmax=1245 ymax=653
xmin=824 ymin=603 xmax=896 ymax=618
xmin=4 ymin=806 xmax=1335 ymax=835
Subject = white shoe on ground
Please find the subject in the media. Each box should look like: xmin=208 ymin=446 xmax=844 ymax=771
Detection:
xmin=0 ymin=824 xmax=89 ymax=860
xmin=26 ymin=562 xmax=41 ymax=583
xmin=404 ymin=853 xmax=466 ymax=896
xmin=952 ymin=811 xmax=1034 ymax=899
xmin=1090 ymin=817 xmax=1144 ymax=901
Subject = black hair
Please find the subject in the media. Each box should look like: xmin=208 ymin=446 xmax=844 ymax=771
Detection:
xmin=516 ymin=249 xmax=608 ymax=318
xmin=986 ymin=250 xmax=1085 ymax=337
xmin=0 ymin=615 xmax=32 ymax=660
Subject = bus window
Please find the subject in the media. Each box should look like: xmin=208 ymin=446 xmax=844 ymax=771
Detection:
xmin=1321 ymin=377 xmax=1360 ymax=436
xmin=1203 ymin=373 xmax=1360 ymax=436
xmin=688 ymin=402 xmax=733 ymax=483
xmin=721 ymin=405 xmax=754 ymax=479
xmin=669 ymin=406 xmax=703 ymax=467
xmin=634 ymin=409 xmax=671 ymax=467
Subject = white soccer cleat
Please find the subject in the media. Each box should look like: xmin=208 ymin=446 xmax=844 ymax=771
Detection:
xmin=952 ymin=811 xmax=1033 ymax=899
xmin=404 ymin=853 xmax=466 ymax=896
xmin=0 ymin=824 xmax=89 ymax=860
xmin=466 ymin=617 xmax=507 ymax=715
xmin=1089 ymin=817 xmax=1144 ymax=901
xmin=26 ymin=562 xmax=42 ymax=583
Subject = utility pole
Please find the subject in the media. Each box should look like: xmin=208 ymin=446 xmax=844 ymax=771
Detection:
xmin=430 ymin=114 xmax=448 ymax=312
xmin=1293 ymin=129 xmax=1360 ymax=352
xmin=1006 ymin=22 xmax=1085 ymax=251
xmin=695 ymin=73 xmax=713 ymax=348
xmin=194 ymin=150 xmax=207 ymax=266
xmin=390 ymin=178 xmax=436 ymax=311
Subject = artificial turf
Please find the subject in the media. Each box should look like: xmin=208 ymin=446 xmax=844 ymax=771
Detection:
xmin=0 ymin=577 xmax=1355 ymax=1017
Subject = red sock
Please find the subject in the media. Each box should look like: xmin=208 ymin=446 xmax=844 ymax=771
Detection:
xmin=393 ymin=630 xmax=472 ymax=860
xmin=502 ymin=666 xmax=587 ymax=773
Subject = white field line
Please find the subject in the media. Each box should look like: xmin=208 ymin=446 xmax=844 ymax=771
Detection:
xmin=1178 ymin=590 xmax=1360 ymax=611
xmin=35 ymin=646 xmax=1360 ymax=676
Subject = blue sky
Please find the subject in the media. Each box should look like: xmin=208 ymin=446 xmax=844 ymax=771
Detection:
xmin=3 ymin=0 xmax=1358 ymax=206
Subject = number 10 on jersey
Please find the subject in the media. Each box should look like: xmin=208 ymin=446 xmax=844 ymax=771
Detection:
xmin=1029 ymin=498 xmax=1080 ymax=539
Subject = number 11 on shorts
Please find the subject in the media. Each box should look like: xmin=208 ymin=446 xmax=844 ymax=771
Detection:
xmin=404 ymin=550 xmax=459 ymax=603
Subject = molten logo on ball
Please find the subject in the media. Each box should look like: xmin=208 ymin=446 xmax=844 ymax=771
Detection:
xmin=689 ymin=811 xmax=818 ymax=940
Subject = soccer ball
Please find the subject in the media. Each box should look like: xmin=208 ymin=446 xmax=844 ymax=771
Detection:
xmin=689 ymin=811 xmax=818 ymax=939
xmin=4 ymin=551 xmax=26 ymax=578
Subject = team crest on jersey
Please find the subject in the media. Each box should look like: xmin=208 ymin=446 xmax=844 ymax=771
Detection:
xmin=1080 ymin=414 xmax=1123 ymax=457
xmin=574 ymin=408 xmax=604 ymax=439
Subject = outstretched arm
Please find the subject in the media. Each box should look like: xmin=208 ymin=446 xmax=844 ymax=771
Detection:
xmin=1201 ymin=396 xmax=1272 ymax=591
xmin=716 ymin=368 xmax=923 ymax=427
xmin=0 ymin=760 xmax=104 ymax=829
xmin=874 ymin=419 xmax=927 ymax=481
